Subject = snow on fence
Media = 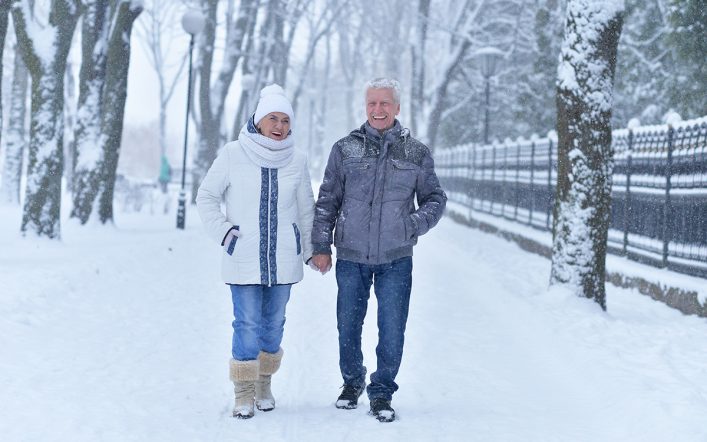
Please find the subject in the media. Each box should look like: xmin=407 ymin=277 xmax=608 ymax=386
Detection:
xmin=437 ymin=116 xmax=707 ymax=279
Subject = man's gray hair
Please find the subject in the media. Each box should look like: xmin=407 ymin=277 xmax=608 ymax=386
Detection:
xmin=365 ymin=78 xmax=401 ymax=104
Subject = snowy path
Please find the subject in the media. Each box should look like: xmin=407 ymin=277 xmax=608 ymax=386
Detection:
xmin=1 ymin=206 xmax=707 ymax=442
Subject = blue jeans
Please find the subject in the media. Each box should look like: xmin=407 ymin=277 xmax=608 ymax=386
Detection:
xmin=336 ymin=257 xmax=412 ymax=401
xmin=230 ymin=284 xmax=291 ymax=361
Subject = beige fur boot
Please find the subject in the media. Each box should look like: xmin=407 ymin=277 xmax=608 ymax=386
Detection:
xmin=229 ymin=358 xmax=260 ymax=419
xmin=255 ymin=348 xmax=283 ymax=411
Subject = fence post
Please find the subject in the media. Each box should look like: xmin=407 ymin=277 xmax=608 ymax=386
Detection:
xmin=456 ymin=147 xmax=461 ymax=200
xmin=466 ymin=146 xmax=473 ymax=208
xmin=529 ymin=140 xmax=535 ymax=225
xmin=623 ymin=129 xmax=633 ymax=255
xmin=515 ymin=140 xmax=521 ymax=220
xmin=502 ymin=140 xmax=508 ymax=217
xmin=481 ymin=147 xmax=487 ymax=213
xmin=471 ymin=144 xmax=477 ymax=211
xmin=546 ymin=138 xmax=553 ymax=230
xmin=490 ymin=143 xmax=497 ymax=214
xmin=662 ymin=125 xmax=674 ymax=267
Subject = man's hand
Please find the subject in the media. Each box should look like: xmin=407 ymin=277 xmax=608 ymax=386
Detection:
xmin=311 ymin=254 xmax=332 ymax=274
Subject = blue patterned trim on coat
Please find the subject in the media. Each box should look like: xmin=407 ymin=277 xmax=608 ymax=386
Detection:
xmin=293 ymin=223 xmax=301 ymax=255
xmin=269 ymin=169 xmax=278 ymax=284
xmin=259 ymin=168 xmax=269 ymax=285
xmin=226 ymin=225 xmax=239 ymax=255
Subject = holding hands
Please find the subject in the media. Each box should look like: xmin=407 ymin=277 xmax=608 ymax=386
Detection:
xmin=310 ymin=254 xmax=332 ymax=275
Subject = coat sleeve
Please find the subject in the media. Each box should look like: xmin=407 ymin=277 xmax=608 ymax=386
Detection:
xmin=311 ymin=144 xmax=344 ymax=255
xmin=408 ymin=149 xmax=447 ymax=238
xmin=297 ymin=155 xmax=315 ymax=263
xmin=196 ymin=147 xmax=233 ymax=245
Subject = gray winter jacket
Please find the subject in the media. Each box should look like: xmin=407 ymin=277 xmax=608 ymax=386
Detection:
xmin=312 ymin=120 xmax=447 ymax=265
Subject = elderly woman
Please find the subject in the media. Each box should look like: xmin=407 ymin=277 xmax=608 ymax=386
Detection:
xmin=196 ymin=84 xmax=314 ymax=419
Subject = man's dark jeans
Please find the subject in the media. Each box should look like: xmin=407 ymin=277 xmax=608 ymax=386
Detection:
xmin=335 ymin=256 xmax=412 ymax=401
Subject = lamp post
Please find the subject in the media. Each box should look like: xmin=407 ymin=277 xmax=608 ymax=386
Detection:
xmin=474 ymin=47 xmax=504 ymax=145
xmin=176 ymin=9 xmax=205 ymax=230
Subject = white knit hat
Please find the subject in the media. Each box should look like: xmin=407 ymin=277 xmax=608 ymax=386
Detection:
xmin=253 ymin=84 xmax=294 ymax=126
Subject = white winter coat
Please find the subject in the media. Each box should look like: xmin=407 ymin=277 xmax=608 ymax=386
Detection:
xmin=196 ymin=140 xmax=314 ymax=285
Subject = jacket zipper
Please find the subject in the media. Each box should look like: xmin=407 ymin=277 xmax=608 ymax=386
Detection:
xmin=267 ymin=168 xmax=272 ymax=286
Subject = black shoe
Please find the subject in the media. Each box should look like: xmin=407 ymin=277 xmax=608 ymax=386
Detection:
xmin=335 ymin=383 xmax=365 ymax=409
xmin=369 ymin=398 xmax=395 ymax=422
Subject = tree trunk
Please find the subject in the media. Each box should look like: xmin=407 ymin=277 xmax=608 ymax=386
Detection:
xmin=0 ymin=2 xmax=9 ymax=155
xmin=313 ymin=33 xmax=331 ymax=168
xmin=249 ymin=0 xmax=283 ymax=107
xmin=425 ymin=38 xmax=472 ymax=153
xmin=290 ymin=1 xmax=348 ymax=113
xmin=97 ymin=0 xmax=143 ymax=223
xmin=12 ymin=0 xmax=81 ymax=239
xmin=550 ymin=0 xmax=624 ymax=310
xmin=277 ymin=0 xmax=305 ymax=87
xmin=64 ymin=59 xmax=77 ymax=193
xmin=71 ymin=0 xmax=111 ymax=223
xmin=136 ymin=0 xmax=190 ymax=186
xmin=209 ymin=0 xmax=255 ymax=129
xmin=190 ymin=0 xmax=256 ymax=202
xmin=70 ymin=0 xmax=142 ymax=224
xmin=410 ymin=0 xmax=430 ymax=136
xmin=267 ymin=0 xmax=286 ymax=86
xmin=336 ymin=4 xmax=363 ymax=131
xmin=191 ymin=0 xmax=219 ymax=203
xmin=1 ymin=41 xmax=29 ymax=206
xmin=231 ymin=2 xmax=259 ymax=139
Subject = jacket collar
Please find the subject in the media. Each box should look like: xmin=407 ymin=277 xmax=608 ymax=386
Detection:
xmin=351 ymin=120 xmax=408 ymax=143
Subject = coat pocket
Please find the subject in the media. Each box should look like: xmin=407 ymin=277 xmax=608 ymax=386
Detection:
xmin=292 ymin=223 xmax=302 ymax=255
xmin=386 ymin=160 xmax=418 ymax=199
xmin=343 ymin=158 xmax=375 ymax=198
xmin=226 ymin=225 xmax=240 ymax=255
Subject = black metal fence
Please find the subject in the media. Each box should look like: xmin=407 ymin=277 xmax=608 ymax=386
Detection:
xmin=436 ymin=116 xmax=707 ymax=279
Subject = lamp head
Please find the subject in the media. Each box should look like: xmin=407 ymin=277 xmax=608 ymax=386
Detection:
xmin=182 ymin=9 xmax=206 ymax=35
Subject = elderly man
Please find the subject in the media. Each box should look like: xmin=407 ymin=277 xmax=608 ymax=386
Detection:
xmin=311 ymin=78 xmax=447 ymax=422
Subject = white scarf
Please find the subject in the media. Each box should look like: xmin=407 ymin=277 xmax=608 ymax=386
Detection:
xmin=239 ymin=121 xmax=295 ymax=169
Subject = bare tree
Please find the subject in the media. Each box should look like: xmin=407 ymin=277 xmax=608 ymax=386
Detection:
xmin=272 ymin=0 xmax=306 ymax=87
xmin=191 ymin=0 xmax=256 ymax=201
xmin=136 ymin=0 xmax=188 ymax=185
xmin=0 ymin=2 xmax=9 ymax=154
xmin=71 ymin=0 xmax=111 ymax=223
xmin=311 ymin=30 xmax=332 ymax=167
xmin=230 ymin=0 xmax=260 ymax=138
xmin=334 ymin=2 xmax=363 ymax=130
xmin=248 ymin=0 xmax=286 ymax=106
xmin=290 ymin=0 xmax=349 ymax=113
xmin=1 ymin=40 xmax=29 ymax=206
xmin=425 ymin=0 xmax=487 ymax=152
xmin=550 ymin=0 xmax=624 ymax=310
xmin=96 ymin=0 xmax=144 ymax=223
xmin=64 ymin=59 xmax=77 ymax=192
xmin=410 ymin=0 xmax=430 ymax=135
xmin=12 ymin=0 xmax=81 ymax=238
xmin=70 ymin=0 xmax=143 ymax=224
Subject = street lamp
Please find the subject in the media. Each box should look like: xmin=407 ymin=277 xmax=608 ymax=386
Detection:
xmin=474 ymin=47 xmax=504 ymax=145
xmin=176 ymin=9 xmax=205 ymax=230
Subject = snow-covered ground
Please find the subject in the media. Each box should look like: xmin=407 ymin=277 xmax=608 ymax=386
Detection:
xmin=1 ymin=200 xmax=706 ymax=442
